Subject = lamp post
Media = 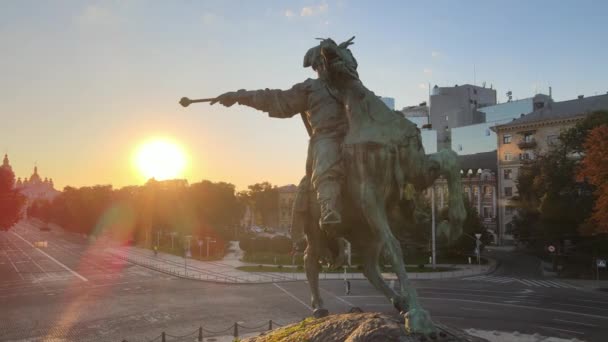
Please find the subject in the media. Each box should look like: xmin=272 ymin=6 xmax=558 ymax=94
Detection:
xmin=170 ymin=232 xmax=177 ymax=250
xmin=431 ymin=186 xmax=436 ymax=269
xmin=184 ymin=235 xmax=192 ymax=276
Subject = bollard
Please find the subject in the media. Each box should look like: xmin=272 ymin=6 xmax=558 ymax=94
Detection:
xmin=234 ymin=322 xmax=239 ymax=338
xmin=268 ymin=319 xmax=273 ymax=330
xmin=161 ymin=331 xmax=166 ymax=342
xmin=198 ymin=326 xmax=203 ymax=341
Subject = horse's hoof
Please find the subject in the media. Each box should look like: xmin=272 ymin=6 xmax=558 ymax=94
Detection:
xmin=348 ymin=307 xmax=363 ymax=313
xmin=312 ymin=308 xmax=329 ymax=318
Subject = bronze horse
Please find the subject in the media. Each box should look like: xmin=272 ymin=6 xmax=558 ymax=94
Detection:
xmin=297 ymin=38 xmax=466 ymax=335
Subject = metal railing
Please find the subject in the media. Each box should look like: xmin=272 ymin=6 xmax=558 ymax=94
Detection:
xmin=120 ymin=320 xmax=285 ymax=342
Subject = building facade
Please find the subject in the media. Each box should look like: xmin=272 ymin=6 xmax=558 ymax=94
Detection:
xmin=277 ymin=184 xmax=297 ymax=233
xmin=430 ymin=151 xmax=498 ymax=242
xmin=492 ymin=93 xmax=608 ymax=245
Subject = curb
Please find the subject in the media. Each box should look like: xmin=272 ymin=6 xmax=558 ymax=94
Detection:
xmin=109 ymin=250 xmax=494 ymax=284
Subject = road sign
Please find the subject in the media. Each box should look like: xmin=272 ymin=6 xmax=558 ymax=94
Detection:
xmin=597 ymin=259 xmax=606 ymax=268
xmin=474 ymin=233 xmax=482 ymax=240
xmin=547 ymin=245 xmax=556 ymax=253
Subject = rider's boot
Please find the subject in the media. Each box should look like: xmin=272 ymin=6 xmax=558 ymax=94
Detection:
xmin=317 ymin=179 xmax=342 ymax=234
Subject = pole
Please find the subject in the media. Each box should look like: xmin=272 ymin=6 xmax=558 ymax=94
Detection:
xmin=156 ymin=231 xmax=160 ymax=248
xmin=206 ymin=237 xmax=210 ymax=258
xmin=431 ymin=187 xmax=436 ymax=269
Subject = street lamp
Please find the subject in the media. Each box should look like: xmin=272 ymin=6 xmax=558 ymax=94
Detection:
xmin=431 ymin=186 xmax=436 ymax=269
xmin=184 ymin=235 xmax=192 ymax=276
xmin=170 ymin=231 xmax=177 ymax=250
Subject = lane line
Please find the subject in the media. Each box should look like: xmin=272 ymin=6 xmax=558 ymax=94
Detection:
xmin=11 ymin=231 xmax=88 ymax=282
xmin=552 ymin=318 xmax=597 ymax=327
xmin=319 ymin=286 xmax=355 ymax=307
xmin=519 ymin=279 xmax=537 ymax=286
xmin=419 ymin=297 xmax=608 ymax=320
xmin=273 ymin=283 xmax=312 ymax=311
xmin=538 ymin=326 xmax=584 ymax=335
xmin=461 ymin=307 xmax=493 ymax=312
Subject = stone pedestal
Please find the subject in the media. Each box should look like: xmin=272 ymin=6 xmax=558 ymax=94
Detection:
xmin=242 ymin=312 xmax=487 ymax=342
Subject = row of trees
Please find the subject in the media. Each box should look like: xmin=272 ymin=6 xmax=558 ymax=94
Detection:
xmin=0 ymin=166 xmax=25 ymax=230
xmin=512 ymin=111 xmax=608 ymax=247
xmin=28 ymin=179 xmax=247 ymax=245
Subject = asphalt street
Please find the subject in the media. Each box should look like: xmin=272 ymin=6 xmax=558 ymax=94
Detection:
xmin=2 ymin=221 xmax=608 ymax=341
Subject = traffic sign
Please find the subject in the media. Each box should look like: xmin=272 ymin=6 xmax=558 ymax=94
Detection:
xmin=547 ymin=245 xmax=556 ymax=253
xmin=597 ymin=259 xmax=606 ymax=268
xmin=474 ymin=233 xmax=482 ymax=240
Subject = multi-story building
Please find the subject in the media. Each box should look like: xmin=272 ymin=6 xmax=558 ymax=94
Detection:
xmin=430 ymin=84 xmax=497 ymax=149
xmin=277 ymin=184 xmax=297 ymax=233
xmin=451 ymin=94 xmax=552 ymax=155
xmin=492 ymin=93 xmax=608 ymax=245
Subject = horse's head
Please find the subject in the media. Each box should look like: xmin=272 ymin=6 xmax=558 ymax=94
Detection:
xmin=303 ymin=37 xmax=360 ymax=83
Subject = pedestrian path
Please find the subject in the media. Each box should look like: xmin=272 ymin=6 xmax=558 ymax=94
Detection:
xmin=461 ymin=275 xmax=579 ymax=288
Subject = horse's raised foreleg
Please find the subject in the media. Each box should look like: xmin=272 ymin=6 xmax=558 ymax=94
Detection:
xmin=304 ymin=230 xmax=327 ymax=317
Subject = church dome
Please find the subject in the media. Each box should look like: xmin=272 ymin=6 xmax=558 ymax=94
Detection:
xmin=29 ymin=166 xmax=41 ymax=183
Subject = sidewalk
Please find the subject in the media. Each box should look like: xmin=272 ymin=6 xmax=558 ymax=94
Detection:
xmin=106 ymin=244 xmax=496 ymax=284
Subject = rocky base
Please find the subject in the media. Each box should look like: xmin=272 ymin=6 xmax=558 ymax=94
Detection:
xmin=242 ymin=312 xmax=487 ymax=342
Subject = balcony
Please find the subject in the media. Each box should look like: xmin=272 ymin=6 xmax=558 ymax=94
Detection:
xmin=518 ymin=138 xmax=537 ymax=149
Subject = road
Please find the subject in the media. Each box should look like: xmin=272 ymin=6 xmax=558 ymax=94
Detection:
xmin=1 ymin=221 xmax=608 ymax=341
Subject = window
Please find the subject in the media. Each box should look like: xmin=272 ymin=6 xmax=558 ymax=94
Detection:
xmin=504 ymin=152 xmax=513 ymax=161
xmin=503 ymin=134 xmax=512 ymax=144
xmin=524 ymin=132 xmax=534 ymax=142
xmin=473 ymin=89 xmax=478 ymax=95
xmin=484 ymin=186 xmax=492 ymax=196
xmin=483 ymin=206 xmax=491 ymax=218
xmin=547 ymin=135 xmax=558 ymax=145
xmin=485 ymin=129 xmax=491 ymax=136
xmin=445 ymin=115 xmax=449 ymax=121
xmin=505 ymin=205 xmax=514 ymax=215
xmin=504 ymin=187 xmax=513 ymax=197
xmin=504 ymin=169 xmax=512 ymax=180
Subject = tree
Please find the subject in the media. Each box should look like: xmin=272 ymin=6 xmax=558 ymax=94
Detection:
xmin=578 ymin=124 xmax=608 ymax=234
xmin=245 ymin=182 xmax=279 ymax=228
xmin=511 ymin=111 xmax=608 ymax=244
xmin=0 ymin=166 xmax=25 ymax=230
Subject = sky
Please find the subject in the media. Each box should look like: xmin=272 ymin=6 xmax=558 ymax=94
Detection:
xmin=2 ymin=0 xmax=608 ymax=191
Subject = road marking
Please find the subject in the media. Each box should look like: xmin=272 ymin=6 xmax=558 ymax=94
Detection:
xmin=519 ymin=279 xmax=537 ymax=286
xmin=320 ymin=287 xmax=355 ymax=307
xmin=11 ymin=231 xmax=88 ymax=282
xmin=273 ymin=283 xmax=312 ymax=311
xmin=419 ymin=297 xmax=608 ymax=320
xmin=552 ymin=318 xmax=597 ymax=327
xmin=461 ymin=307 xmax=493 ymax=313
xmin=538 ymin=326 xmax=584 ymax=335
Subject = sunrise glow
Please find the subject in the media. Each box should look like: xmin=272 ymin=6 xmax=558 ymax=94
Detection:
xmin=134 ymin=139 xmax=187 ymax=181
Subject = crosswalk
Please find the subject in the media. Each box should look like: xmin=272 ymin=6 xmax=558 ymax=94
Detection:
xmin=461 ymin=275 xmax=578 ymax=289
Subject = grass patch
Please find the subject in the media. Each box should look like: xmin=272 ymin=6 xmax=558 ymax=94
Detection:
xmin=236 ymin=265 xmax=457 ymax=273
xmin=261 ymin=317 xmax=319 ymax=342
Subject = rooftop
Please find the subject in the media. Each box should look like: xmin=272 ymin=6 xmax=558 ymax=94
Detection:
xmin=497 ymin=93 xmax=608 ymax=128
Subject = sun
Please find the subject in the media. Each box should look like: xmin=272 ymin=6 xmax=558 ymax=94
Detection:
xmin=134 ymin=139 xmax=187 ymax=181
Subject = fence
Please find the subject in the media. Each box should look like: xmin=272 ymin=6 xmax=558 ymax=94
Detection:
xmin=121 ymin=320 xmax=285 ymax=342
